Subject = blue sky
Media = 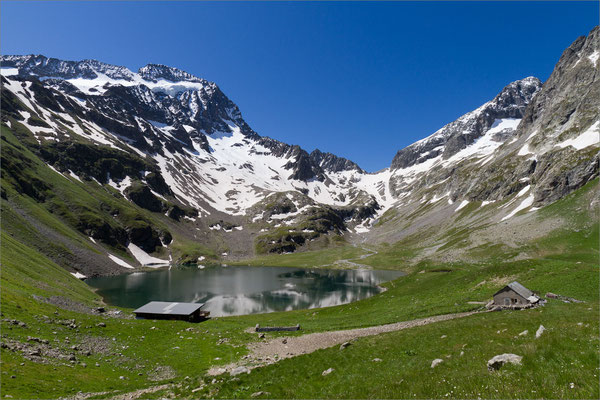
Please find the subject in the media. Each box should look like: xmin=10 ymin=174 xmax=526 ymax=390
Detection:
xmin=2 ymin=1 xmax=598 ymax=172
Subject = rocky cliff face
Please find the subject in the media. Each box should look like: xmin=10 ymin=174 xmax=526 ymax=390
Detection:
xmin=309 ymin=149 xmax=363 ymax=173
xmin=386 ymin=27 xmax=598 ymax=208
xmin=467 ymin=26 xmax=600 ymax=205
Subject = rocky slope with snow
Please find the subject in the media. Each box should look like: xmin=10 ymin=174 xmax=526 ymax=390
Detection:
xmin=1 ymin=27 xmax=598 ymax=274
xmin=361 ymin=26 xmax=599 ymax=256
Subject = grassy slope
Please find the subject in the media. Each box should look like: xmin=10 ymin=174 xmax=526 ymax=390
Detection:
xmin=1 ymin=176 xmax=598 ymax=398
xmin=200 ymin=302 xmax=598 ymax=399
xmin=0 ymin=122 xmax=218 ymax=268
xmin=0 ymin=233 xmax=243 ymax=398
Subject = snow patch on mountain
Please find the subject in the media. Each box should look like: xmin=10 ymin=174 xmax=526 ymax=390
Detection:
xmin=501 ymin=194 xmax=535 ymax=221
xmin=127 ymin=243 xmax=169 ymax=267
xmin=108 ymin=254 xmax=135 ymax=269
xmin=555 ymin=121 xmax=600 ymax=150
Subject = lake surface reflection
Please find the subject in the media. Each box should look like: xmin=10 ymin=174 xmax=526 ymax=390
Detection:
xmin=86 ymin=266 xmax=404 ymax=317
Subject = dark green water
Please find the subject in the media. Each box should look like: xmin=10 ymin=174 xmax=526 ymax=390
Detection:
xmin=86 ymin=266 xmax=404 ymax=317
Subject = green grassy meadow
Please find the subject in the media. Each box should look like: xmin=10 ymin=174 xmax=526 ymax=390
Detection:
xmin=1 ymin=177 xmax=598 ymax=398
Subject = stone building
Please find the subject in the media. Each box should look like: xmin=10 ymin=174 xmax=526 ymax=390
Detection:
xmin=493 ymin=281 xmax=540 ymax=307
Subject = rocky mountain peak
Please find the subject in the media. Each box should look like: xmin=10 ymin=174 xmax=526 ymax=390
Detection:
xmin=516 ymin=26 xmax=599 ymax=146
xmin=490 ymin=76 xmax=542 ymax=116
xmin=309 ymin=149 xmax=364 ymax=173
xmin=390 ymin=76 xmax=542 ymax=170
xmin=138 ymin=63 xmax=209 ymax=84
xmin=0 ymin=54 xmax=135 ymax=81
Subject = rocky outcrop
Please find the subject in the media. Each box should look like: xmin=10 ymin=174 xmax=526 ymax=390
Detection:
xmin=310 ymin=149 xmax=363 ymax=173
xmin=138 ymin=63 xmax=207 ymax=83
xmin=124 ymin=184 xmax=165 ymax=213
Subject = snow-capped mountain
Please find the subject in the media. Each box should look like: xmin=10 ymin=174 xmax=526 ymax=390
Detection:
xmin=1 ymin=55 xmax=381 ymax=217
xmin=1 ymin=26 xmax=598 ymax=272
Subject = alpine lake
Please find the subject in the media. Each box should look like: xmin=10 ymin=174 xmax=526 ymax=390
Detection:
xmin=86 ymin=265 xmax=405 ymax=317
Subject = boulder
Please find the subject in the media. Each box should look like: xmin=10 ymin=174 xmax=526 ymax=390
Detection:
xmin=339 ymin=342 xmax=351 ymax=350
xmin=322 ymin=368 xmax=334 ymax=376
xmin=431 ymin=358 xmax=444 ymax=368
xmin=487 ymin=353 xmax=522 ymax=371
xmin=535 ymin=325 xmax=546 ymax=338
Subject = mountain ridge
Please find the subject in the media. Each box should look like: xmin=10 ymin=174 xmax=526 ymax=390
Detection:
xmin=1 ymin=26 xmax=598 ymax=273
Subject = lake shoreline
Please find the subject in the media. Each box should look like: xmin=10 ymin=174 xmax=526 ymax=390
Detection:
xmin=86 ymin=265 xmax=405 ymax=317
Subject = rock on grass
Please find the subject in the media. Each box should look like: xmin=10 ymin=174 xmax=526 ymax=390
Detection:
xmin=535 ymin=325 xmax=546 ymax=338
xmin=487 ymin=353 xmax=522 ymax=371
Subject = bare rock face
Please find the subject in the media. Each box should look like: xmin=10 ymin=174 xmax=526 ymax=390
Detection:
xmin=310 ymin=149 xmax=363 ymax=173
xmin=487 ymin=353 xmax=522 ymax=371
xmin=519 ymin=27 xmax=600 ymax=148
xmin=473 ymin=26 xmax=600 ymax=206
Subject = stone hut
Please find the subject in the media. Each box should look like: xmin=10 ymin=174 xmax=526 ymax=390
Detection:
xmin=493 ymin=281 xmax=540 ymax=307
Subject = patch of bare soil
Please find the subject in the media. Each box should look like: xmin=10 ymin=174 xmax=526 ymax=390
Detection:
xmin=208 ymin=311 xmax=479 ymax=376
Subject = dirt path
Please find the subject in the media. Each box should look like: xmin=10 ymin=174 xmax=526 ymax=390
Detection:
xmin=208 ymin=310 xmax=479 ymax=376
xmin=62 ymin=384 xmax=175 ymax=400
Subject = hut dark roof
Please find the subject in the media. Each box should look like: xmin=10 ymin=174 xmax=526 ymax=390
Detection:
xmin=494 ymin=281 xmax=534 ymax=298
xmin=134 ymin=301 xmax=204 ymax=316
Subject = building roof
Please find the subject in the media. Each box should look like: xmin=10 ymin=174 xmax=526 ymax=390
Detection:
xmin=494 ymin=281 xmax=534 ymax=299
xmin=133 ymin=301 xmax=204 ymax=316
